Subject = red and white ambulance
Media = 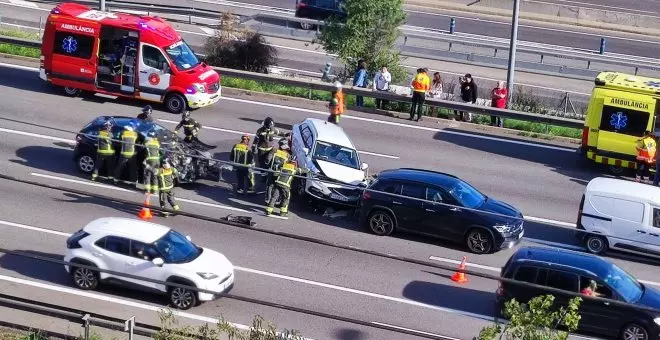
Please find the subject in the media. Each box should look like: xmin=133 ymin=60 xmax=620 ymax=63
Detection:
xmin=39 ymin=2 xmax=221 ymax=113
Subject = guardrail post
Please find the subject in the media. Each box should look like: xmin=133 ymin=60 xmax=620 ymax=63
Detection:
xmin=39 ymin=16 xmax=43 ymax=38
xmin=635 ymin=67 xmax=639 ymax=75
xmin=124 ymin=316 xmax=135 ymax=340
xmin=448 ymin=42 xmax=452 ymax=51
xmin=308 ymin=88 xmax=312 ymax=99
xmin=99 ymin=0 xmax=105 ymax=11
xmin=188 ymin=15 xmax=192 ymax=24
xmin=599 ymin=38 xmax=606 ymax=55
xmin=540 ymin=55 xmax=544 ymax=64
xmin=404 ymin=35 xmax=408 ymax=46
xmin=587 ymin=60 xmax=591 ymax=69
xmin=449 ymin=18 xmax=456 ymax=34
xmin=81 ymin=314 xmax=90 ymax=340
xmin=493 ymin=48 xmax=497 ymax=57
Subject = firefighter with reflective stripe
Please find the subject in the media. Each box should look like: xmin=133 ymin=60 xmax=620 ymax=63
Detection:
xmin=636 ymin=130 xmax=657 ymax=182
xmin=174 ymin=111 xmax=202 ymax=143
xmin=92 ymin=120 xmax=115 ymax=181
xmin=156 ymin=159 xmax=180 ymax=217
xmin=143 ymin=132 xmax=161 ymax=194
xmin=328 ymin=81 xmax=344 ymax=125
xmin=231 ymin=134 xmax=255 ymax=194
xmin=252 ymin=117 xmax=280 ymax=171
xmin=113 ymin=124 xmax=138 ymax=184
xmin=265 ymin=159 xmax=299 ymax=218
xmin=137 ymin=105 xmax=153 ymax=122
xmin=265 ymin=138 xmax=292 ymax=203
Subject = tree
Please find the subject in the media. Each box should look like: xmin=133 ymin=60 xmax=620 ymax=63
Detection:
xmin=478 ymin=295 xmax=582 ymax=340
xmin=204 ymin=13 xmax=278 ymax=73
xmin=314 ymin=0 xmax=407 ymax=83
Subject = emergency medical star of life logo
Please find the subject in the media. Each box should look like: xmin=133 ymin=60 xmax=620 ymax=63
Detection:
xmin=62 ymin=36 xmax=77 ymax=54
xmin=610 ymin=112 xmax=628 ymax=130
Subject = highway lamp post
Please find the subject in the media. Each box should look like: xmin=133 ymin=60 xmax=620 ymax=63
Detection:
xmin=505 ymin=0 xmax=520 ymax=108
xmin=99 ymin=0 xmax=106 ymax=11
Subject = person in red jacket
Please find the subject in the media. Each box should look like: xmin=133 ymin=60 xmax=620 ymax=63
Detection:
xmin=490 ymin=81 xmax=508 ymax=127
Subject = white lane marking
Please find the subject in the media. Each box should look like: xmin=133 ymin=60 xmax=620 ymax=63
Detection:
xmin=28 ymin=172 xmax=252 ymax=214
xmin=533 ymin=0 xmax=656 ymax=15
xmin=157 ymin=119 xmax=400 ymax=159
xmin=370 ymin=322 xmax=460 ymax=340
xmin=0 ymin=273 xmax=251 ymax=330
xmin=524 ymin=237 xmax=584 ymax=251
xmin=525 ymin=215 xmax=576 ymax=228
xmin=0 ymin=127 xmax=74 ymax=144
xmin=199 ymin=27 xmax=215 ymax=35
xmin=218 ymin=97 xmax=577 ymax=153
xmin=234 ymin=266 xmax=493 ymax=321
xmin=0 ymin=220 xmax=70 ymax=237
xmin=0 ymin=22 xmax=40 ymax=30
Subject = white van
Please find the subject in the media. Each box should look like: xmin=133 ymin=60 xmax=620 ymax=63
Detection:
xmin=578 ymin=177 xmax=660 ymax=257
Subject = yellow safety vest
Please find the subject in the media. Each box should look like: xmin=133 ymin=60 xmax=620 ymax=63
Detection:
xmin=275 ymin=162 xmax=296 ymax=188
xmin=270 ymin=149 xmax=290 ymax=171
xmin=232 ymin=143 xmax=250 ymax=164
xmin=158 ymin=168 xmax=176 ymax=191
xmin=97 ymin=130 xmax=114 ymax=155
xmin=120 ymin=130 xmax=137 ymax=157
xmin=145 ymin=139 xmax=160 ymax=161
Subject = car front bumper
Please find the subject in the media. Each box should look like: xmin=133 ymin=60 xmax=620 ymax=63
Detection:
xmin=186 ymin=90 xmax=221 ymax=109
xmin=305 ymin=179 xmax=361 ymax=207
xmin=497 ymin=229 xmax=524 ymax=250
xmin=198 ymin=271 xmax=235 ymax=301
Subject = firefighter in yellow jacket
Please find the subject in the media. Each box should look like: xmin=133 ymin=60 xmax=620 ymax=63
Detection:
xmin=156 ymin=159 xmax=180 ymax=217
xmin=636 ymin=130 xmax=657 ymax=182
xmin=265 ymin=159 xmax=300 ymax=218
xmin=231 ymin=134 xmax=255 ymax=194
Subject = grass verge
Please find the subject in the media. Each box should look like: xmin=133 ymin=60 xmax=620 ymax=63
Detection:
xmin=0 ymin=30 xmax=40 ymax=58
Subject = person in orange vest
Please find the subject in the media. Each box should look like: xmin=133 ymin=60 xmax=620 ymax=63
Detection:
xmin=636 ymin=130 xmax=657 ymax=183
xmin=328 ymin=81 xmax=345 ymax=124
xmin=410 ymin=68 xmax=431 ymax=121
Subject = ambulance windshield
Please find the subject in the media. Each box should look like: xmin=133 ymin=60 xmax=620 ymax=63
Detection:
xmin=165 ymin=40 xmax=200 ymax=71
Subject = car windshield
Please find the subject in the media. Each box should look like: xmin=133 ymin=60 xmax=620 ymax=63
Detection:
xmin=165 ymin=40 xmax=200 ymax=71
xmin=447 ymin=180 xmax=486 ymax=209
xmin=605 ymin=263 xmax=644 ymax=303
xmin=313 ymin=141 xmax=359 ymax=169
xmin=152 ymin=230 xmax=200 ymax=263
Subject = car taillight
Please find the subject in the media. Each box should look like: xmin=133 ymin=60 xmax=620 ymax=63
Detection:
xmin=296 ymin=1 xmax=306 ymax=8
xmin=581 ymin=126 xmax=589 ymax=146
xmin=66 ymin=230 xmax=89 ymax=249
xmin=496 ymin=283 xmax=504 ymax=297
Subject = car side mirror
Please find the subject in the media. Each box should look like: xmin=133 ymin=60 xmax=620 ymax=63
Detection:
xmin=361 ymin=163 xmax=369 ymax=170
xmin=152 ymin=258 xmax=164 ymax=267
xmin=185 ymin=235 xmax=192 ymax=242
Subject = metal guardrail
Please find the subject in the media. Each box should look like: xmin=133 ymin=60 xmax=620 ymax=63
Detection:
xmin=0 ymin=36 xmax=585 ymax=128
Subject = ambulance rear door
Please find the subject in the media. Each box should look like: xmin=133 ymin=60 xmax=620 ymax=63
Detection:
xmin=595 ymin=92 xmax=656 ymax=158
xmin=49 ymin=19 xmax=99 ymax=90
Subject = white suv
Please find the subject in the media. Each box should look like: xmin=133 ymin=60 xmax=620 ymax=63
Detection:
xmin=291 ymin=118 xmax=369 ymax=206
xmin=64 ymin=217 xmax=234 ymax=310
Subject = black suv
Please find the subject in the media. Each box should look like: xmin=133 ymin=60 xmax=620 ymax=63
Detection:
xmin=295 ymin=0 xmax=346 ymax=29
xmin=358 ymin=168 xmax=524 ymax=254
xmin=498 ymin=246 xmax=660 ymax=340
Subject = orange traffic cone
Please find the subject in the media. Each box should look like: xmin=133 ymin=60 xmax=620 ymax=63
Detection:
xmin=138 ymin=194 xmax=153 ymax=220
xmin=451 ymin=256 xmax=469 ymax=284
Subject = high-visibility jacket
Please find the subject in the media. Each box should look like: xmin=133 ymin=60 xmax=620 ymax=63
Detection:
xmin=275 ymin=162 xmax=297 ymax=188
xmin=145 ymin=139 xmax=161 ymax=162
xmin=157 ymin=167 xmax=177 ymax=191
xmin=636 ymin=136 xmax=657 ymax=163
xmin=231 ymin=143 xmax=253 ymax=165
xmin=330 ymin=91 xmax=345 ymax=115
xmin=175 ymin=118 xmax=201 ymax=138
xmin=269 ymin=149 xmax=290 ymax=171
xmin=97 ymin=130 xmax=115 ymax=155
xmin=411 ymin=73 xmax=431 ymax=93
xmin=120 ymin=130 xmax=138 ymax=157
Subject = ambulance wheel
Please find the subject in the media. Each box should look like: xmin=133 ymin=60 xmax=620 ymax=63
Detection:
xmin=62 ymin=86 xmax=81 ymax=97
xmin=165 ymin=93 xmax=187 ymax=114
xmin=608 ymin=165 xmax=625 ymax=176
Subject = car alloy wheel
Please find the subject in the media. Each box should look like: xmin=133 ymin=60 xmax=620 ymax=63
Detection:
xmin=170 ymin=287 xmax=196 ymax=310
xmin=622 ymin=324 xmax=648 ymax=340
xmin=585 ymin=235 xmax=608 ymax=255
xmin=78 ymin=155 xmax=95 ymax=174
xmin=466 ymin=229 xmax=493 ymax=254
xmin=368 ymin=211 xmax=394 ymax=236
xmin=72 ymin=267 xmax=98 ymax=290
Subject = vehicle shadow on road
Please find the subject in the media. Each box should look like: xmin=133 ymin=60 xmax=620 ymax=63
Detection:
xmin=332 ymin=329 xmax=366 ymax=340
xmin=55 ymin=192 xmax=141 ymax=216
xmin=402 ymin=277 xmax=497 ymax=319
xmin=10 ymin=144 xmax=80 ymax=177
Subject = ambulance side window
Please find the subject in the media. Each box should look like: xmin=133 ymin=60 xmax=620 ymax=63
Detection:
xmin=142 ymin=45 xmax=167 ymax=70
xmin=53 ymin=32 xmax=95 ymax=59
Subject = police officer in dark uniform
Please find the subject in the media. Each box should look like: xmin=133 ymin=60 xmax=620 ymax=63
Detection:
xmin=252 ymin=117 xmax=279 ymax=171
xmin=156 ymin=159 xmax=180 ymax=217
xmin=265 ymin=159 xmax=298 ymax=218
xmin=230 ymin=134 xmax=255 ymax=194
xmin=265 ymin=138 xmax=292 ymax=203
xmin=92 ymin=120 xmax=115 ymax=181
xmin=137 ymin=105 xmax=153 ymax=122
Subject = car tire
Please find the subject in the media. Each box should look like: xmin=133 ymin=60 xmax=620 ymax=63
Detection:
xmin=71 ymin=265 xmax=99 ymax=290
xmin=164 ymin=93 xmax=187 ymax=114
xmin=62 ymin=86 xmax=81 ymax=97
xmin=584 ymin=235 xmax=609 ymax=255
xmin=169 ymin=286 xmax=197 ymax=310
xmin=77 ymin=154 xmax=96 ymax=174
xmin=466 ymin=228 xmax=494 ymax=254
xmin=367 ymin=210 xmax=395 ymax=236
xmin=295 ymin=178 xmax=307 ymax=197
xmin=620 ymin=323 xmax=649 ymax=340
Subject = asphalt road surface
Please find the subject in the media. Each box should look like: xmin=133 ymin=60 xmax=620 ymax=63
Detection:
xmin=2 ymin=60 xmax=660 ymax=339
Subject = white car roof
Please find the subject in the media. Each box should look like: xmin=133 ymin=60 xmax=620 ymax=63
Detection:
xmin=82 ymin=217 xmax=171 ymax=243
xmin=586 ymin=177 xmax=660 ymax=204
xmin=305 ymin=118 xmax=355 ymax=149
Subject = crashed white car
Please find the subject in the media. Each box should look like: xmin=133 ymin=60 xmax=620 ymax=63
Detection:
xmin=291 ymin=118 xmax=369 ymax=206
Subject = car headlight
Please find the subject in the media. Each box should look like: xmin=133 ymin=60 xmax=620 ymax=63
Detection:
xmin=494 ymin=224 xmax=512 ymax=233
xmin=197 ymin=272 xmax=218 ymax=280
xmin=192 ymin=83 xmax=206 ymax=93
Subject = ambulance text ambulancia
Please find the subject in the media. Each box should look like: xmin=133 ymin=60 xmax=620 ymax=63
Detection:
xmin=39 ymin=3 xmax=221 ymax=113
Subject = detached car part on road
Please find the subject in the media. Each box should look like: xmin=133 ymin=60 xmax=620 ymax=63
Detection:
xmin=74 ymin=116 xmax=221 ymax=184
xmin=64 ymin=217 xmax=235 ymax=310
xmin=359 ymin=168 xmax=524 ymax=254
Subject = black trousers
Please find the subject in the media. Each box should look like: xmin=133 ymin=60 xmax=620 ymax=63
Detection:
xmin=268 ymin=185 xmax=290 ymax=213
xmin=410 ymin=91 xmax=425 ymax=120
xmin=159 ymin=190 xmax=177 ymax=209
xmin=93 ymin=154 xmax=115 ymax=178
xmin=236 ymin=169 xmax=255 ymax=192
xmin=265 ymin=175 xmax=276 ymax=202
xmin=637 ymin=163 xmax=650 ymax=179
xmin=375 ymin=90 xmax=389 ymax=109
xmin=114 ymin=156 xmax=137 ymax=182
